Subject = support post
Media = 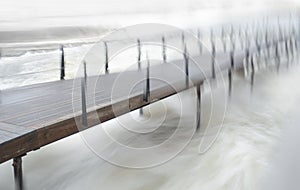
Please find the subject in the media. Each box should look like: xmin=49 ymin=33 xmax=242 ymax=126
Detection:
xmin=196 ymin=84 xmax=201 ymax=130
xmin=60 ymin=46 xmax=65 ymax=80
xmin=13 ymin=157 xmax=24 ymax=190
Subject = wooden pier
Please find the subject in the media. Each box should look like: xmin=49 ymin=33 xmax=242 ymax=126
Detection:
xmin=0 ymin=23 xmax=297 ymax=190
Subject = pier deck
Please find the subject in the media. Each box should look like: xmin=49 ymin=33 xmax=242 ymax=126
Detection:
xmin=0 ymin=51 xmax=246 ymax=164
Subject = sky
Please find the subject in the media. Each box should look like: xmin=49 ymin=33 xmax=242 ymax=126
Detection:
xmin=0 ymin=0 xmax=299 ymax=30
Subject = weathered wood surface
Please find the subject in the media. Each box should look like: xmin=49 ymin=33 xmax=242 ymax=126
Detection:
xmin=0 ymin=50 xmax=247 ymax=164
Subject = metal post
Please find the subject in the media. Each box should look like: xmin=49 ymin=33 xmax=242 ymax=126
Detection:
xmin=196 ymin=84 xmax=201 ymax=130
xmin=104 ymin=42 xmax=109 ymax=74
xmin=60 ymin=46 xmax=65 ymax=80
xmin=183 ymin=44 xmax=189 ymax=88
xmin=211 ymin=30 xmax=216 ymax=79
xmin=245 ymin=48 xmax=250 ymax=74
xmin=230 ymin=50 xmax=234 ymax=69
xmin=137 ymin=39 xmax=141 ymax=70
xmin=275 ymin=41 xmax=280 ymax=73
xmin=290 ymin=34 xmax=294 ymax=60
xmin=228 ymin=68 xmax=232 ymax=97
xmin=143 ymin=53 xmax=150 ymax=102
xmin=13 ymin=157 xmax=24 ymax=190
xmin=83 ymin=61 xmax=87 ymax=83
xmin=162 ymin=36 xmax=167 ymax=63
xmin=250 ymin=55 xmax=255 ymax=91
xmin=137 ymin=39 xmax=144 ymax=115
xmin=285 ymin=37 xmax=290 ymax=68
xmin=81 ymin=63 xmax=87 ymax=127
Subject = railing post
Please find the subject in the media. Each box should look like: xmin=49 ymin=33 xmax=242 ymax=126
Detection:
xmin=137 ymin=39 xmax=141 ymax=70
xmin=143 ymin=53 xmax=150 ymax=102
xmin=183 ymin=44 xmax=189 ymax=88
xmin=211 ymin=29 xmax=216 ymax=79
xmin=228 ymin=50 xmax=234 ymax=96
xmin=81 ymin=62 xmax=87 ymax=127
xmin=137 ymin=39 xmax=144 ymax=115
xmin=245 ymin=48 xmax=250 ymax=74
xmin=162 ymin=36 xmax=167 ymax=63
xmin=250 ymin=55 xmax=255 ymax=91
xmin=104 ymin=42 xmax=109 ymax=74
xmin=13 ymin=156 xmax=24 ymax=190
xmin=290 ymin=33 xmax=294 ymax=60
xmin=60 ymin=46 xmax=65 ymax=80
xmin=196 ymin=84 xmax=201 ymax=130
xmin=285 ymin=37 xmax=290 ymax=68
xmin=275 ymin=41 xmax=280 ymax=73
